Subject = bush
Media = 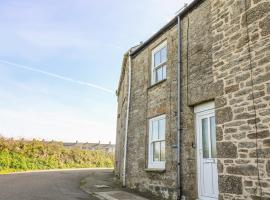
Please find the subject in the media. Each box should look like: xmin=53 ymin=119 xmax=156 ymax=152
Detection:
xmin=0 ymin=150 xmax=11 ymax=169
xmin=10 ymin=153 xmax=27 ymax=170
xmin=0 ymin=138 xmax=114 ymax=173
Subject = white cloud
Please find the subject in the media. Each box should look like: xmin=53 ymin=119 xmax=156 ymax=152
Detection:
xmin=0 ymin=66 xmax=117 ymax=144
xmin=0 ymin=59 xmax=114 ymax=94
xmin=17 ymin=29 xmax=89 ymax=49
xmin=0 ymin=0 xmax=194 ymax=144
xmin=0 ymin=108 xmax=116 ymax=143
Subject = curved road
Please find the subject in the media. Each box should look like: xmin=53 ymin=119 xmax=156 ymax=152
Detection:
xmin=0 ymin=169 xmax=108 ymax=200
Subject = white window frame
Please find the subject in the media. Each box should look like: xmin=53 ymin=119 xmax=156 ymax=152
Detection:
xmin=148 ymin=115 xmax=166 ymax=169
xmin=151 ymin=41 xmax=167 ymax=85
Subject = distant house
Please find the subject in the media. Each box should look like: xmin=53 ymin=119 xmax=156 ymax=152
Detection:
xmin=115 ymin=0 xmax=270 ymax=200
xmin=63 ymin=141 xmax=115 ymax=153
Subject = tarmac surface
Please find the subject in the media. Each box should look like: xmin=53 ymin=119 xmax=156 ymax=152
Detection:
xmin=0 ymin=169 xmax=153 ymax=200
xmin=0 ymin=169 xmax=102 ymax=200
xmin=80 ymin=169 xmax=151 ymax=200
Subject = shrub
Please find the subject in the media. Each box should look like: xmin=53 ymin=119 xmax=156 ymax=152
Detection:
xmin=0 ymin=150 xmax=11 ymax=169
xmin=0 ymin=138 xmax=114 ymax=173
xmin=10 ymin=153 xmax=27 ymax=170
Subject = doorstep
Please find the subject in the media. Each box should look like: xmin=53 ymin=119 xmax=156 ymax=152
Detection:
xmin=94 ymin=191 xmax=149 ymax=200
xmin=80 ymin=169 xmax=152 ymax=200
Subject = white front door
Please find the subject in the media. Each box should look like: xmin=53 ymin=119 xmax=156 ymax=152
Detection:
xmin=195 ymin=102 xmax=218 ymax=200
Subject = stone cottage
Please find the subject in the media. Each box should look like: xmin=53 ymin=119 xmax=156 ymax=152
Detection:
xmin=115 ymin=0 xmax=270 ymax=199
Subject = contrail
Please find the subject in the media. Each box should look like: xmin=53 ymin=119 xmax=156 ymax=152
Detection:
xmin=0 ymin=59 xmax=114 ymax=94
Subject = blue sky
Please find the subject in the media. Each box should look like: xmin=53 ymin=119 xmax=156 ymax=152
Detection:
xmin=0 ymin=0 xmax=191 ymax=143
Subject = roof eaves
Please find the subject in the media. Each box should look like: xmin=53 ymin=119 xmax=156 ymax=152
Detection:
xmin=130 ymin=0 xmax=203 ymax=57
xmin=116 ymin=44 xmax=141 ymax=96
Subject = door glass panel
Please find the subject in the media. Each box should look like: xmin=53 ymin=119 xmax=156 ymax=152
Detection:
xmin=160 ymin=141 xmax=165 ymax=161
xmin=202 ymin=118 xmax=209 ymax=158
xmin=210 ymin=116 xmax=217 ymax=158
xmin=153 ymin=142 xmax=160 ymax=161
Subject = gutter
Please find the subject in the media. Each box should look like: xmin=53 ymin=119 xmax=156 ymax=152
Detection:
xmin=122 ymin=50 xmax=132 ymax=187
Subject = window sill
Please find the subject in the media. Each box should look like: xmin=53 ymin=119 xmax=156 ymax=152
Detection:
xmin=144 ymin=168 xmax=166 ymax=173
xmin=148 ymin=79 xmax=167 ymax=90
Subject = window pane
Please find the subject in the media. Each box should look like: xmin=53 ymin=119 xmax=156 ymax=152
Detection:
xmin=155 ymin=67 xmax=163 ymax=82
xmin=153 ymin=142 xmax=160 ymax=161
xmin=160 ymin=141 xmax=165 ymax=161
xmin=202 ymin=118 xmax=209 ymax=158
xmin=162 ymin=65 xmax=166 ymax=79
xmin=159 ymin=118 xmax=165 ymax=140
xmin=210 ymin=117 xmax=217 ymax=158
xmin=161 ymin=47 xmax=167 ymax=63
xmin=154 ymin=51 xmax=161 ymax=66
xmin=152 ymin=120 xmax=159 ymax=140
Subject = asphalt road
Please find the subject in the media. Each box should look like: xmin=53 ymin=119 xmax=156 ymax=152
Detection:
xmin=0 ymin=169 xmax=109 ymax=200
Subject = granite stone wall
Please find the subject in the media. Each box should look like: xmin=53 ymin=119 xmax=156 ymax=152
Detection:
xmin=115 ymin=0 xmax=270 ymax=199
xmin=126 ymin=25 xmax=179 ymax=199
xmin=179 ymin=0 xmax=221 ymax=199
xmin=115 ymin=53 xmax=129 ymax=181
xmin=211 ymin=0 xmax=270 ymax=199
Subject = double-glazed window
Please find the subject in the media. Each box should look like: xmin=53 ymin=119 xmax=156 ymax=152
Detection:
xmin=148 ymin=115 xmax=166 ymax=169
xmin=151 ymin=41 xmax=167 ymax=84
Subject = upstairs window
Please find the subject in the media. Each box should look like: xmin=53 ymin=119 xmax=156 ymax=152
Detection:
xmin=148 ymin=115 xmax=166 ymax=169
xmin=151 ymin=41 xmax=167 ymax=84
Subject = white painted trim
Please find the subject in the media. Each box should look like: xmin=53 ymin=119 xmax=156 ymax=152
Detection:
xmin=148 ymin=114 xmax=166 ymax=169
xmin=195 ymin=101 xmax=218 ymax=200
xmin=149 ymin=114 xmax=166 ymax=123
xmin=194 ymin=101 xmax=215 ymax=114
xmin=152 ymin=41 xmax=167 ymax=56
xmin=151 ymin=41 xmax=167 ymax=85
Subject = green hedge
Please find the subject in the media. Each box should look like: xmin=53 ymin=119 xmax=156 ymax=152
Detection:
xmin=0 ymin=138 xmax=114 ymax=173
